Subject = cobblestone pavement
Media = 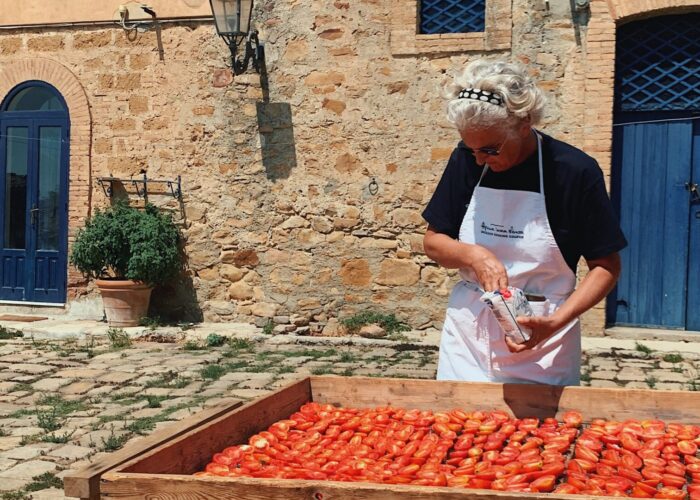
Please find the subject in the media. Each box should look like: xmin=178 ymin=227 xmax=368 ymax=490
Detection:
xmin=0 ymin=320 xmax=696 ymax=499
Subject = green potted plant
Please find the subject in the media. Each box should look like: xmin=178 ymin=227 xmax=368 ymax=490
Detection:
xmin=70 ymin=201 xmax=181 ymax=326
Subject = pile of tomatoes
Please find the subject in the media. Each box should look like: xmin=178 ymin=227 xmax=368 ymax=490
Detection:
xmin=197 ymin=402 xmax=700 ymax=498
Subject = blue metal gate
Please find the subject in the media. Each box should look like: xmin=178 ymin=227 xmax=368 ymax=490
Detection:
xmin=608 ymin=14 xmax=700 ymax=330
xmin=0 ymin=82 xmax=69 ymax=304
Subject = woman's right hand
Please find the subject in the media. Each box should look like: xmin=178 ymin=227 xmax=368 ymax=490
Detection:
xmin=468 ymin=245 xmax=508 ymax=292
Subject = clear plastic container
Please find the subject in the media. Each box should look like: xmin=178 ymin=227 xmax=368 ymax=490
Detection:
xmin=480 ymin=287 xmax=534 ymax=344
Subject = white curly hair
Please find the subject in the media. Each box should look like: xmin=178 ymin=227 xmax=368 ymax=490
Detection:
xmin=444 ymin=59 xmax=546 ymax=132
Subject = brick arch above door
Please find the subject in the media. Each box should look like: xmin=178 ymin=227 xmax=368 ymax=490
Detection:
xmin=582 ymin=0 xmax=700 ymax=183
xmin=605 ymin=0 xmax=700 ymax=22
xmin=0 ymin=58 xmax=92 ymax=297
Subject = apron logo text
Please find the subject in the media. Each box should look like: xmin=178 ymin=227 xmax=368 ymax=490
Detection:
xmin=480 ymin=222 xmax=525 ymax=239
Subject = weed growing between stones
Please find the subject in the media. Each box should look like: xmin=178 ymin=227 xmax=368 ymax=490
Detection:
xmin=146 ymin=395 xmax=168 ymax=408
xmin=139 ymin=316 xmax=164 ymax=330
xmin=0 ymin=326 xmax=22 ymax=340
xmin=41 ymin=430 xmax=74 ymax=444
xmin=108 ymin=327 xmax=132 ymax=349
xmin=144 ymin=371 xmax=191 ymax=389
xmin=311 ymin=365 xmax=335 ymax=375
xmin=206 ymin=333 xmax=226 ymax=347
xmin=635 ymin=342 xmax=653 ymax=356
xmin=645 ymin=376 xmax=657 ymax=389
xmin=228 ymin=337 xmax=254 ymax=350
xmin=101 ymin=426 xmax=129 ymax=451
xmin=0 ymin=473 xmax=65 ymax=499
xmin=663 ymin=353 xmax=683 ymax=363
xmin=24 ymin=472 xmax=63 ymax=492
xmin=341 ymin=311 xmax=410 ymax=336
xmin=183 ymin=340 xmax=204 ymax=350
xmin=1 ymin=491 xmax=31 ymax=500
xmin=126 ymin=417 xmax=157 ymax=435
xmin=9 ymin=383 xmax=33 ymax=393
xmin=200 ymin=365 xmax=226 ymax=380
xmin=262 ymin=319 xmax=275 ymax=335
xmin=339 ymin=351 xmax=357 ymax=363
xmin=36 ymin=407 xmax=61 ymax=432
xmin=36 ymin=394 xmax=86 ymax=416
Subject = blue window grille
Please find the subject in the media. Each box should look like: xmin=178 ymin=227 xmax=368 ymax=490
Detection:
xmin=615 ymin=14 xmax=700 ymax=112
xmin=419 ymin=0 xmax=486 ymax=34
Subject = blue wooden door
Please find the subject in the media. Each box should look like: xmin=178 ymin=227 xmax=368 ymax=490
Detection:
xmin=0 ymin=83 xmax=69 ymax=304
xmin=608 ymin=114 xmax=697 ymax=329
xmin=608 ymin=13 xmax=700 ymax=331
xmin=689 ymin=124 xmax=700 ymax=331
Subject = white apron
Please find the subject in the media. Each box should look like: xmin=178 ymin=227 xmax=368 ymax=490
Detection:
xmin=436 ymin=132 xmax=581 ymax=386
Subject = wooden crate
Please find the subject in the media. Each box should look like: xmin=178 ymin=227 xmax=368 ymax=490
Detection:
xmin=64 ymin=376 xmax=700 ymax=499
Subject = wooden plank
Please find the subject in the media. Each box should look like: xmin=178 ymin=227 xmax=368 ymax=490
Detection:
xmin=102 ymin=472 xmax=597 ymax=499
xmin=113 ymin=377 xmax=312 ymax=475
xmin=62 ymin=398 xmax=244 ymax=499
xmin=310 ymin=376 xmax=700 ymax=422
xmin=100 ymin=377 xmax=700 ymax=499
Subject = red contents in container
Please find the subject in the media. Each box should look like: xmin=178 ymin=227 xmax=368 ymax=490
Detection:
xmin=196 ymin=403 xmax=700 ymax=497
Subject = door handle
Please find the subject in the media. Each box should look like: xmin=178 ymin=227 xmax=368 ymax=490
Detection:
xmin=686 ymin=182 xmax=700 ymax=202
xmin=29 ymin=205 xmax=39 ymax=226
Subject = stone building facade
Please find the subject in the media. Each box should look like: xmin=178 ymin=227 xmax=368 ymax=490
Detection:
xmin=0 ymin=0 xmax=698 ymax=334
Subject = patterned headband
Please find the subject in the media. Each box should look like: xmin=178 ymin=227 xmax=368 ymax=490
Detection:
xmin=458 ymin=88 xmax=504 ymax=107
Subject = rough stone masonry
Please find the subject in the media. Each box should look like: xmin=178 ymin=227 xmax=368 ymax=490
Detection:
xmin=0 ymin=0 xmax=620 ymax=333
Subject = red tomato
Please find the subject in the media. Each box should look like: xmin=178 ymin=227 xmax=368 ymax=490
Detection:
xmin=562 ymin=411 xmax=583 ymax=428
xmin=619 ymin=466 xmax=644 ymax=482
xmin=521 ymin=459 xmax=544 ymax=473
xmin=468 ymin=478 xmax=493 ymax=489
xmin=664 ymin=461 xmax=685 ymax=477
xmin=621 ymin=433 xmax=644 ymax=452
xmin=621 ymin=452 xmax=643 ymax=470
xmin=607 ymin=475 xmax=634 ymax=492
xmin=654 ymin=487 xmax=685 ymax=499
xmin=575 ymin=445 xmax=600 ymax=463
xmin=596 ymin=463 xmax=617 ymax=477
xmin=659 ymin=474 xmax=685 ymax=489
xmin=509 ymin=430 xmax=528 ymax=443
xmin=566 ymin=471 xmax=589 ymax=490
xmin=205 ymin=463 xmax=229 ymax=475
xmin=630 ymin=486 xmax=655 ymax=498
xmin=554 ymin=484 xmax=580 ymax=494
xmin=530 ymin=474 xmax=556 ymax=492
xmin=678 ymin=440 xmax=698 ymax=455
xmin=638 ymin=448 xmax=661 ymax=459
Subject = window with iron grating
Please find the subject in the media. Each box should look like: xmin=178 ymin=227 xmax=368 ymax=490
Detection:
xmin=615 ymin=14 xmax=700 ymax=112
xmin=419 ymin=0 xmax=486 ymax=34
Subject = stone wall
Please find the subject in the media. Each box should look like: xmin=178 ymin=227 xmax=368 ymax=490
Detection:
xmin=0 ymin=0 xmax=659 ymax=333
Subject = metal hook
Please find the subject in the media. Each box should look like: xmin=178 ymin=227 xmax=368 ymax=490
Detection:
xmin=98 ymin=179 xmax=113 ymax=198
xmin=368 ymin=177 xmax=379 ymax=196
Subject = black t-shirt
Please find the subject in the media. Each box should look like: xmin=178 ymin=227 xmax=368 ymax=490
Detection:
xmin=422 ymin=132 xmax=627 ymax=273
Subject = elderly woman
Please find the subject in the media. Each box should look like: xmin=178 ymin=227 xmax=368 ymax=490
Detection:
xmin=423 ymin=60 xmax=627 ymax=386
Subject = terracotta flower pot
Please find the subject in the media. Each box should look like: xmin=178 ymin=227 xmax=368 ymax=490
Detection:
xmin=95 ymin=279 xmax=153 ymax=327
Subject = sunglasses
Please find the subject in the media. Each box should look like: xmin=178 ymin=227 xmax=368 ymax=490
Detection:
xmin=463 ymin=135 xmax=510 ymax=157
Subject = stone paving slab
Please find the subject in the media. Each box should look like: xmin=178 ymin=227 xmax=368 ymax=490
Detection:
xmin=0 ymin=319 xmax=695 ymax=498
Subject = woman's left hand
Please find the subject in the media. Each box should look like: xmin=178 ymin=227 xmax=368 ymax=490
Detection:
xmin=504 ymin=315 xmax=566 ymax=353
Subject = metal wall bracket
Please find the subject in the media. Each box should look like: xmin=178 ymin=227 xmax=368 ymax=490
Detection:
xmin=97 ymin=174 xmax=182 ymax=201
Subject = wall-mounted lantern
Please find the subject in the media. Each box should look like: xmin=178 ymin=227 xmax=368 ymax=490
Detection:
xmin=209 ymin=0 xmax=263 ymax=75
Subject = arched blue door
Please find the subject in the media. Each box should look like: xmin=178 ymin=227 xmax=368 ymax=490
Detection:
xmin=608 ymin=14 xmax=700 ymax=331
xmin=0 ymin=81 xmax=69 ymax=303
